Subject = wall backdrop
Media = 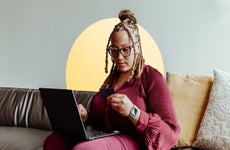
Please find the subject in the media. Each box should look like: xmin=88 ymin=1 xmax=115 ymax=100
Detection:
xmin=0 ymin=0 xmax=230 ymax=90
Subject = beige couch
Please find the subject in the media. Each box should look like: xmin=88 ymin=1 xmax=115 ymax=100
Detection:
xmin=0 ymin=69 xmax=229 ymax=150
xmin=168 ymin=69 xmax=230 ymax=150
xmin=166 ymin=72 xmax=213 ymax=149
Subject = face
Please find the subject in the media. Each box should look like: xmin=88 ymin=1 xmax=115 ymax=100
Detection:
xmin=110 ymin=31 xmax=139 ymax=73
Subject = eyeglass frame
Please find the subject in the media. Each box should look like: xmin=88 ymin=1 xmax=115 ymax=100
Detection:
xmin=107 ymin=45 xmax=134 ymax=58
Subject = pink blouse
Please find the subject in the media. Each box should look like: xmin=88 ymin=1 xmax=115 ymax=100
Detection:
xmin=89 ymin=65 xmax=180 ymax=150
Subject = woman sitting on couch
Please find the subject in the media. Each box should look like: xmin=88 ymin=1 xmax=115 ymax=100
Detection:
xmin=43 ymin=9 xmax=180 ymax=150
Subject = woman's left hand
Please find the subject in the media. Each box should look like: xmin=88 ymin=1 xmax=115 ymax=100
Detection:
xmin=107 ymin=93 xmax=133 ymax=117
xmin=77 ymin=104 xmax=88 ymax=122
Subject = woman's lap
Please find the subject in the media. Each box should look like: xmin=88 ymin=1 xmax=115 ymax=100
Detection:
xmin=72 ymin=134 xmax=140 ymax=150
xmin=44 ymin=132 xmax=140 ymax=150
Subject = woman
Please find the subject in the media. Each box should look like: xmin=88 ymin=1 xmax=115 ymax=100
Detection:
xmin=44 ymin=9 xmax=180 ymax=150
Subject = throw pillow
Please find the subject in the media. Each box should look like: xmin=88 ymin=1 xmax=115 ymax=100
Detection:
xmin=166 ymin=72 xmax=213 ymax=147
xmin=193 ymin=69 xmax=230 ymax=149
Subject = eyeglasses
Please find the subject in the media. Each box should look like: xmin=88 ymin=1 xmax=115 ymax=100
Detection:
xmin=107 ymin=46 xmax=133 ymax=58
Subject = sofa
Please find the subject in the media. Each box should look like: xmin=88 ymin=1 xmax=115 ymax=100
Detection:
xmin=168 ymin=69 xmax=230 ymax=150
xmin=0 ymin=69 xmax=229 ymax=150
xmin=0 ymin=87 xmax=95 ymax=150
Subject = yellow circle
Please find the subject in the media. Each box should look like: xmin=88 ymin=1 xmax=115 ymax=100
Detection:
xmin=66 ymin=18 xmax=164 ymax=91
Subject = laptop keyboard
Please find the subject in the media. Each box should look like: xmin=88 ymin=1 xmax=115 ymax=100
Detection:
xmin=85 ymin=130 xmax=108 ymax=138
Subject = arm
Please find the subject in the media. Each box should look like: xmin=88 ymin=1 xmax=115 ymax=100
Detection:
xmin=107 ymin=66 xmax=180 ymax=149
xmin=136 ymin=73 xmax=180 ymax=150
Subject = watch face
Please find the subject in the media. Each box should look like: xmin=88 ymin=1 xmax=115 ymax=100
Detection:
xmin=130 ymin=105 xmax=138 ymax=118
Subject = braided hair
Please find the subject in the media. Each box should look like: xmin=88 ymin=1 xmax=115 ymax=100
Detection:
xmin=101 ymin=9 xmax=145 ymax=88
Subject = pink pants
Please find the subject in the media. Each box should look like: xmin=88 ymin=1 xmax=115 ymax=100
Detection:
xmin=43 ymin=132 xmax=140 ymax=150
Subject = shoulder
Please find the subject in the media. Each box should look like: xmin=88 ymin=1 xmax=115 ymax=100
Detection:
xmin=142 ymin=65 xmax=164 ymax=79
xmin=141 ymin=65 xmax=169 ymax=96
xmin=140 ymin=65 xmax=167 ymax=89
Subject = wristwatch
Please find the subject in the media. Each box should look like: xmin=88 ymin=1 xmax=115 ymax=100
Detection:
xmin=129 ymin=105 xmax=139 ymax=118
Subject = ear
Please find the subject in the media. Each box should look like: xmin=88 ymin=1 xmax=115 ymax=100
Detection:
xmin=135 ymin=41 xmax=141 ymax=53
xmin=137 ymin=41 xmax=141 ymax=48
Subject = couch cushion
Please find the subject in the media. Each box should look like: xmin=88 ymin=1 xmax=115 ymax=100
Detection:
xmin=0 ymin=126 xmax=51 ymax=150
xmin=193 ymin=69 xmax=230 ymax=149
xmin=166 ymin=72 xmax=213 ymax=147
xmin=73 ymin=90 xmax=96 ymax=111
xmin=0 ymin=87 xmax=52 ymax=130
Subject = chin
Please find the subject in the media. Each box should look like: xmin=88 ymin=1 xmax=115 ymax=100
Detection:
xmin=118 ymin=67 xmax=131 ymax=73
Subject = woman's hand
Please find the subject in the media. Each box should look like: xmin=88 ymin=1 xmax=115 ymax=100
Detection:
xmin=107 ymin=93 xmax=140 ymax=126
xmin=77 ymin=104 xmax=88 ymax=122
xmin=107 ymin=93 xmax=133 ymax=117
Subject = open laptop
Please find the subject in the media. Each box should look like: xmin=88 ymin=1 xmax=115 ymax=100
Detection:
xmin=39 ymin=87 xmax=120 ymax=141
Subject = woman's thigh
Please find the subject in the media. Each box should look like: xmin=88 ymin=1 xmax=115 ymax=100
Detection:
xmin=72 ymin=134 xmax=140 ymax=150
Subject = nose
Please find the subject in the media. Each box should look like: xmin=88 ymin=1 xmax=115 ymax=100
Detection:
xmin=116 ymin=51 xmax=124 ymax=59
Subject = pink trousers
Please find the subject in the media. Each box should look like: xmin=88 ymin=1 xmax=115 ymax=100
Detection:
xmin=43 ymin=132 xmax=140 ymax=150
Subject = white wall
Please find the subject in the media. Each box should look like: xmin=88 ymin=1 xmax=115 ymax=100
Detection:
xmin=0 ymin=0 xmax=230 ymax=89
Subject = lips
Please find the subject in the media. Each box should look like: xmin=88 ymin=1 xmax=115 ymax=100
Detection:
xmin=116 ymin=62 xmax=125 ymax=68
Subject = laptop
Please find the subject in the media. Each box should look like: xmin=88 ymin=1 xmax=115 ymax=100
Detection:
xmin=39 ymin=87 xmax=120 ymax=141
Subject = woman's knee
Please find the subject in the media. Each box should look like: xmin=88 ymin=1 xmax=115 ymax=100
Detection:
xmin=43 ymin=132 xmax=69 ymax=150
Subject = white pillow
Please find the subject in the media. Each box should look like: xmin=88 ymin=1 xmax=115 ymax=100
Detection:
xmin=193 ymin=69 xmax=230 ymax=149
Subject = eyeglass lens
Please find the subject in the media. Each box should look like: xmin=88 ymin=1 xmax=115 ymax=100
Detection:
xmin=108 ymin=46 xmax=131 ymax=57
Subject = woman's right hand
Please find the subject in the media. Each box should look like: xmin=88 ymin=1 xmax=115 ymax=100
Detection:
xmin=77 ymin=104 xmax=88 ymax=122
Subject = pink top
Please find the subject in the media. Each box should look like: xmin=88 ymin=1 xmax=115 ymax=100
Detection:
xmin=89 ymin=65 xmax=180 ymax=150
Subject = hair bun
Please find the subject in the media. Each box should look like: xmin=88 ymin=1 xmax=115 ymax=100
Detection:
xmin=118 ymin=9 xmax=137 ymax=24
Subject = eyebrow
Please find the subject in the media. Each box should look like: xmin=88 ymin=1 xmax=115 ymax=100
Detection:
xmin=110 ymin=43 xmax=131 ymax=48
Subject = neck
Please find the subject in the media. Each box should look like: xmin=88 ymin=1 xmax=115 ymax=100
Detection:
xmin=114 ymin=70 xmax=131 ymax=90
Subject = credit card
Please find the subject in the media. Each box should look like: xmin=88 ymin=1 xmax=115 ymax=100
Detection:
xmin=99 ymin=88 xmax=114 ymax=99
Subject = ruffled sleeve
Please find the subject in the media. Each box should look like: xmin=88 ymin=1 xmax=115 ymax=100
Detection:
xmin=136 ymin=66 xmax=180 ymax=150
